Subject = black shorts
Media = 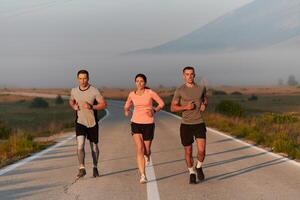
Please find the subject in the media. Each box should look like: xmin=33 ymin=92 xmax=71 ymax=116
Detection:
xmin=131 ymin=122 xmax=155 ymax=141
xmin=180 ymin=123 xmax=206 ymax=146
xmin=75 ymin=123 xmax=99 ymax=144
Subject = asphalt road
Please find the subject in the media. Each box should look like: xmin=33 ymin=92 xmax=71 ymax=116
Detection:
xmin=0 ymin=100 xmax=300 ymax=200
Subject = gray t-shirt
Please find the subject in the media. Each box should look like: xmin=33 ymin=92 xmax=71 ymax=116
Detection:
xmin=70 ymin=85 xmax=103 ymax=128
xmin=172 ymin=83 xmax=207 ymax=125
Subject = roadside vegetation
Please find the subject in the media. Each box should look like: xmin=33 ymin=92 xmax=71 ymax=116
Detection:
xmin=162 ymin=91 xmax=300 ymax=160
xmin=0 ymin=94 xmax=106 ymax=168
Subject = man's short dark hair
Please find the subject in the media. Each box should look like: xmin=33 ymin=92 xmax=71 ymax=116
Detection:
xmin=77 ymin=69 xmax=89 ymax=78
xmin=183 ymin=66 xmax=195 ymax=73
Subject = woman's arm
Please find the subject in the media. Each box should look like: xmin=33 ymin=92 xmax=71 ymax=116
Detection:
xmin=150 ymin=90 xmax=165 ymax=112
xmin=124 ymin=93 xmax=132 ymax=116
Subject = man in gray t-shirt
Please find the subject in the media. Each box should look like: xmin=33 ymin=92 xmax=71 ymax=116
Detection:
xmin=71 ymin=85 xmax=103 ymax=128
xmin=69 ymin=69 xmax=107 ymax=179
xmin=171 ymin=66 xmax=208 ymax=184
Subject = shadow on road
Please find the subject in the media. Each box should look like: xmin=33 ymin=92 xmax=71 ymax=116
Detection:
xmin=206 ymin=146 xmax=251 ymax=157
xmin=210 ymin=138 xmax=235 ymax=144
xmin=150 ymin=171 xmax=186 ymax=183
xmin=0 ymin=178 xmax=34 ymax=188
xmin=1 ymin=166 xmax=60 ymax=177
xmin=151 ymin=151 xmax=287 ymax=183
xmin=204 ymin=152 xmax=267 ymax=168
xmin=100 ymin=167 xmax=138 ymax=177
xmin=205 ymin=157 xmax=287 ymax=181
xmin=34 ymin=154 xmax=76 ymax=162
xmin=0 ymin=183 xmax=60 ymax=200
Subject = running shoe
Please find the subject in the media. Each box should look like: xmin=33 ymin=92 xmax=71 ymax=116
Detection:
xmin=76 ymin=168 xmax=86 ymax=179
xmin=93 ymin=167 xmax=100 ymax=177
xmin=140 ymin=174 xmax=148 ymax=184
xmin=196 ymin=167 xmax=205 ymax=181
xmin=189 ymin=173 xmax=197 ymax=184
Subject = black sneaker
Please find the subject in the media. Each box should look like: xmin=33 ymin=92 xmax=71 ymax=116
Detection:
xmin=77 ymin=168 xmax=86 ymax=178
xmin=196 ymin=167 xmax=205 ymax=181
xmin=189 ymin=173 xmax=197 ymax=184
xmin=93 ymin=167 xmax=99 ymax=177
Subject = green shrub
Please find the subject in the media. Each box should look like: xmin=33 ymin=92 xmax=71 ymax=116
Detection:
xmin=272 ymin=138 xmax=296 ymax=157
xmin=63 ymin=121 xmax=74 ymax=129
xmin=272 ymin=132 xmax=299 ymax=158
xmin=272 ymin=98 xmax=281 ymax=102
xmin=272 ymin=114 xmax=298 ymax=124
xmin=0 ymin=121 xmax=11 ymax=139
xmin=245 ymin=128 xmax=266 ymax=144
xmin=216 ymin=120 xmax=234 ymax=133
xmin=248 ymin=94 xmax=258 ymax=101
xmin=293 ymin=148 xmax=300 ymax=159
xmin=231 ymin=125 xmax=249 ymax=138
xmin=30 ymin=97 xmax=49 ymax=108
xmin=231 ymin=91 xmax=243 ymax=95
xmin=17 ymin=99 xmax=26 ymax=103
xmin=215 ymin=100 xmax=244 ymax=117
xmin=0 ymin=133 xmax=45 ymax=161
xmin=15 ymin=139 xmax=37 ymax=156
xmin=212 ymin=90 xmax=227 ymax=95
xmin=55 ymin=95 xmax=64 ymax=105
xmin=260 ymin=113 xmax=298 ymax=124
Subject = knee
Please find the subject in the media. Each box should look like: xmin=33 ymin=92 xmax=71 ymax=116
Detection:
xmin=77 ymin=143 xmax=84 ymax=150
xmin=92 ymin=144 xmax=99 ymax=153
xmin=136 ymin=145 xmax=144 ymax=154
xmin=197 ymin=150 xmax=205 ymax=157
xmin=145 ymin=149 xmax=151 ymax=156
xmin=185 ymin=148 xmax=192 ymax=156
xmin=77 ymin=136 xmax=85 ymax=150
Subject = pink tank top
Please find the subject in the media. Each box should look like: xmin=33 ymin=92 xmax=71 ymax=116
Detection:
xmin=124 ymin=89 xmax=164 ymax=124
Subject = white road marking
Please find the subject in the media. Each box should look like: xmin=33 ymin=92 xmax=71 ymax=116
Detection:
xmin=0 ymin=135 xmax=75 ymax=176
xmin=109 ymin=100 xmax=161 ymax=200
xmin=146 ymin=158 xmax=160 ymax=200
xmin=161 ymin=110 xmax=300 ymax=168
xmin=0 ymin=109 xmax=110 ymax=176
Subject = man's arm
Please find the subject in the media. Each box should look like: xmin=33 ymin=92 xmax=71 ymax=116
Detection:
xmin=92 ymin=96 xmax=107 ymax=110
xmin=69 ymin=96 xmax=79 ymax=111
xmin=199 ymin=96 xmax=208 ymax=112
xmin=200 ymin=86 xmax=208 ymax=112
xmin=170 ymin=89 xmax=194 ymax=112
xmin=203 ymin=96 xmax=208 ymax=106
xmin=170 ymin=100 xmax=194 ymax=112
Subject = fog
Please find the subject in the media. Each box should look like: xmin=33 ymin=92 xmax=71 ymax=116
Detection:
xmin=1 ymin=0 xmax=299 ymax=88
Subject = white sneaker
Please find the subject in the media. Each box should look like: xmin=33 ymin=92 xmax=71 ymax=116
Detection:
xmin=140 ymin=174 xmax=147 ymax=184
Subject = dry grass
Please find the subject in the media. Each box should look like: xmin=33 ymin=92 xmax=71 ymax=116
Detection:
xmin=0 ymin=88 xmax=69 ymax=96
xmin=204 ymin=112 xmax=300 ymax=159
xmin=0 ymin=94 xmax=34 ymax=103
xmin=3 ymin=86 xmax=300 ymax=98
xmin=212 ymin=86 xmax=300 ymax=96
xmin=0 ymin=94 xmax=106 ymax=168
xmin=0 ymin=87 xmax=175 ymax=100
xmin=0 ymin=133 xmax=51 ymax=168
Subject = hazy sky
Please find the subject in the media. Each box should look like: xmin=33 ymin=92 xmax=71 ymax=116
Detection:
xmin=1 ymin=0 xmax=299 ymax=88
xmin=0 ymin=0 xmax=253 ymax=52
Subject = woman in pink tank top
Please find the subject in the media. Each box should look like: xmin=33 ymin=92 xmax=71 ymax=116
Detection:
xmin=124 ymin=73 xmax=165 ymax=184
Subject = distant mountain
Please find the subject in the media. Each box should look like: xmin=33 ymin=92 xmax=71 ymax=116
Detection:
xmin=131 ymin=0 xmax=300 ymax=54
